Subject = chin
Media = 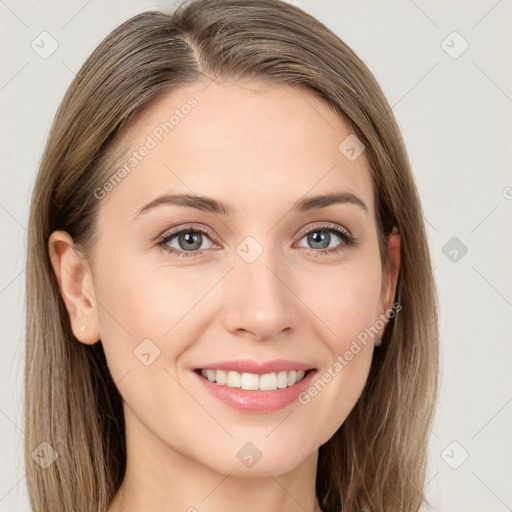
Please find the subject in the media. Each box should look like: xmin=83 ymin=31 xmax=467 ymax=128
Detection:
xmin=196 ymin=438 xmax=315 ymax=478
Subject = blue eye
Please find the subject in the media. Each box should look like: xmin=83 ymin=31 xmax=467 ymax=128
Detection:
xmin=156 ymin=226 xmax=216 ymax=259
xmin=295 ymin=224 xmax=356 ymax=256
xmin=156 ymin=222 xmax=356 ymax=259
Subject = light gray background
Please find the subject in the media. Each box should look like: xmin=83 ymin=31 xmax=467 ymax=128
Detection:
xmin=1 ymin=1 xmax=511 ymax=510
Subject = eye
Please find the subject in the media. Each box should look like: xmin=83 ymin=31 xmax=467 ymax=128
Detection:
xmin=294 ymin=222 xmax=356 ymax=256
xmin=156 ymin=225 xmax=217 ymax=259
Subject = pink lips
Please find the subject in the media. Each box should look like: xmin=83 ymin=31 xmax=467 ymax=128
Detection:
xmin=195 ymin=359 xmax=315 ymax=374
xmin=192 ymin=359 xmax=317 ymax=413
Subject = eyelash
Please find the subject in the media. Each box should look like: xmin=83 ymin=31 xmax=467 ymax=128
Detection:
xmin=155 ymin=222 xmax=357 ymax=259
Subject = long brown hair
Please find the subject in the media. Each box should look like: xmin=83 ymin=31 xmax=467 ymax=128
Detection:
xmin=25 ymin=1 xmax=439 ymax=510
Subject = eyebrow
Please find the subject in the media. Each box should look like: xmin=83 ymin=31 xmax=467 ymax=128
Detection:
xmin=134 ymin=191 xmax=368 ymax=218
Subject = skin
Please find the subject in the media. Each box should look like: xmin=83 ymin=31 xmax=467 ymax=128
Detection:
xmin=49 ymin=79 xmax=400 ymax=512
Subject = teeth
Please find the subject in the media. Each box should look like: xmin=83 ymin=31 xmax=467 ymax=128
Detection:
xmin=276 ymin=371 xmax=288 ymax=389
xmin=241 ymin=372 xmax=259 ymax=390
xmin=259 ymin=372 xmax=277 ymax=391
xmin=199 ymin=368 xmax=309 ymax=390
xmin=287 ymin=370 xmax=297 ymax=386
xmin=215 ymin=370 xmax=227 ymax=385
xmin=226 ymin=371 xmax=240 ymax=388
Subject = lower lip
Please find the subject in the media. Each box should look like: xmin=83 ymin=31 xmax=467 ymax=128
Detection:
xmin=192 ymin=369 xmax=317 ymax=413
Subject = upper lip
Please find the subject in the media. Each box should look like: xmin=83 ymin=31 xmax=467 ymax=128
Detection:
xmin=195 ymin=359 xmax=315 ymax=375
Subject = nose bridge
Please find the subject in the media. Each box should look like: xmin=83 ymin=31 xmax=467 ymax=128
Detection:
xmin=223 ymin=235 xmax=295 ymax=339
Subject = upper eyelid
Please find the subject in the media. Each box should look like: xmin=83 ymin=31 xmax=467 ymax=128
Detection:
xmin=158 ymin=224 xmax=217 ymax=244
xmin=295 ymin=221 xmax=351 ymax=238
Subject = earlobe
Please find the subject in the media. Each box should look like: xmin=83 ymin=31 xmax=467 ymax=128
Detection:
xmin=48 ymin=230 xmax=100 ymax=345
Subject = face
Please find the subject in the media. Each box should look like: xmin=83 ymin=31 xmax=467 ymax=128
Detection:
xmin=51 ymin=79 xmax=399 ymax=478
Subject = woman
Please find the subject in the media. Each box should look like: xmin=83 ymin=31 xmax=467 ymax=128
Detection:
xmin=25 ymin=0 xmax=439 ymax=510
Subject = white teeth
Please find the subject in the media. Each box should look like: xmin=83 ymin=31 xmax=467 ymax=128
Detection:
xmin=216 ymin=370 xmax=227 ymax=385
xmin=226 ymin=371 xmax=241 ymax=388
xmin=259 ymin=372 xmax=277 ymax=391
xmin=199 ymin=368 xmax=309 ymax=390
xmin=276 ymin=371 xmax=288 ymax=389
xmin=287 ymin=370 xmax=297 ymax=386
xmin=240 ymin=372 xmax=259 ymax=390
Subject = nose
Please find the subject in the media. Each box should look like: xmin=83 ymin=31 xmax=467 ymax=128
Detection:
xmin=221 ymin=247 xmax=295 ymax=341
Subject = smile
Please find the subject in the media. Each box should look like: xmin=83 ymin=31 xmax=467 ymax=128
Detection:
xmin=196 ymin=368 xmax=310 ymax=390
xmin=192 ymin=361 xmax=318 ymax=413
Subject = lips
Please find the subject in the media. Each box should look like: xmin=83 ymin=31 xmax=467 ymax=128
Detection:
xmin=191 ymin=359 xmax=317 ymax=412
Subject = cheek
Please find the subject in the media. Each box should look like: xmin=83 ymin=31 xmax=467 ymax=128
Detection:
xmin=92 ymin=251 xmax=226 ymax=378
xmin=292 ymin=258 xmax=381 ymax=441
xmin=92 ymin=254 xmax=206 ymax=439
xmin=299 ymin=255 xmax=383 ymax=347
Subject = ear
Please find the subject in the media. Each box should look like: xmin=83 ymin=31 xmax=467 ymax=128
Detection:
xmin=381 ymin=227 xmax=401 ymax=312
xmin=376 ymin=227 xmax=401 ymax=337
xmin=48 ymin=230 xmax=100 ymax=345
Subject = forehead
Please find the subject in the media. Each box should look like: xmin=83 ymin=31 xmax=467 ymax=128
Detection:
xmin=96 ymin=80 xmax=374 ymax=222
